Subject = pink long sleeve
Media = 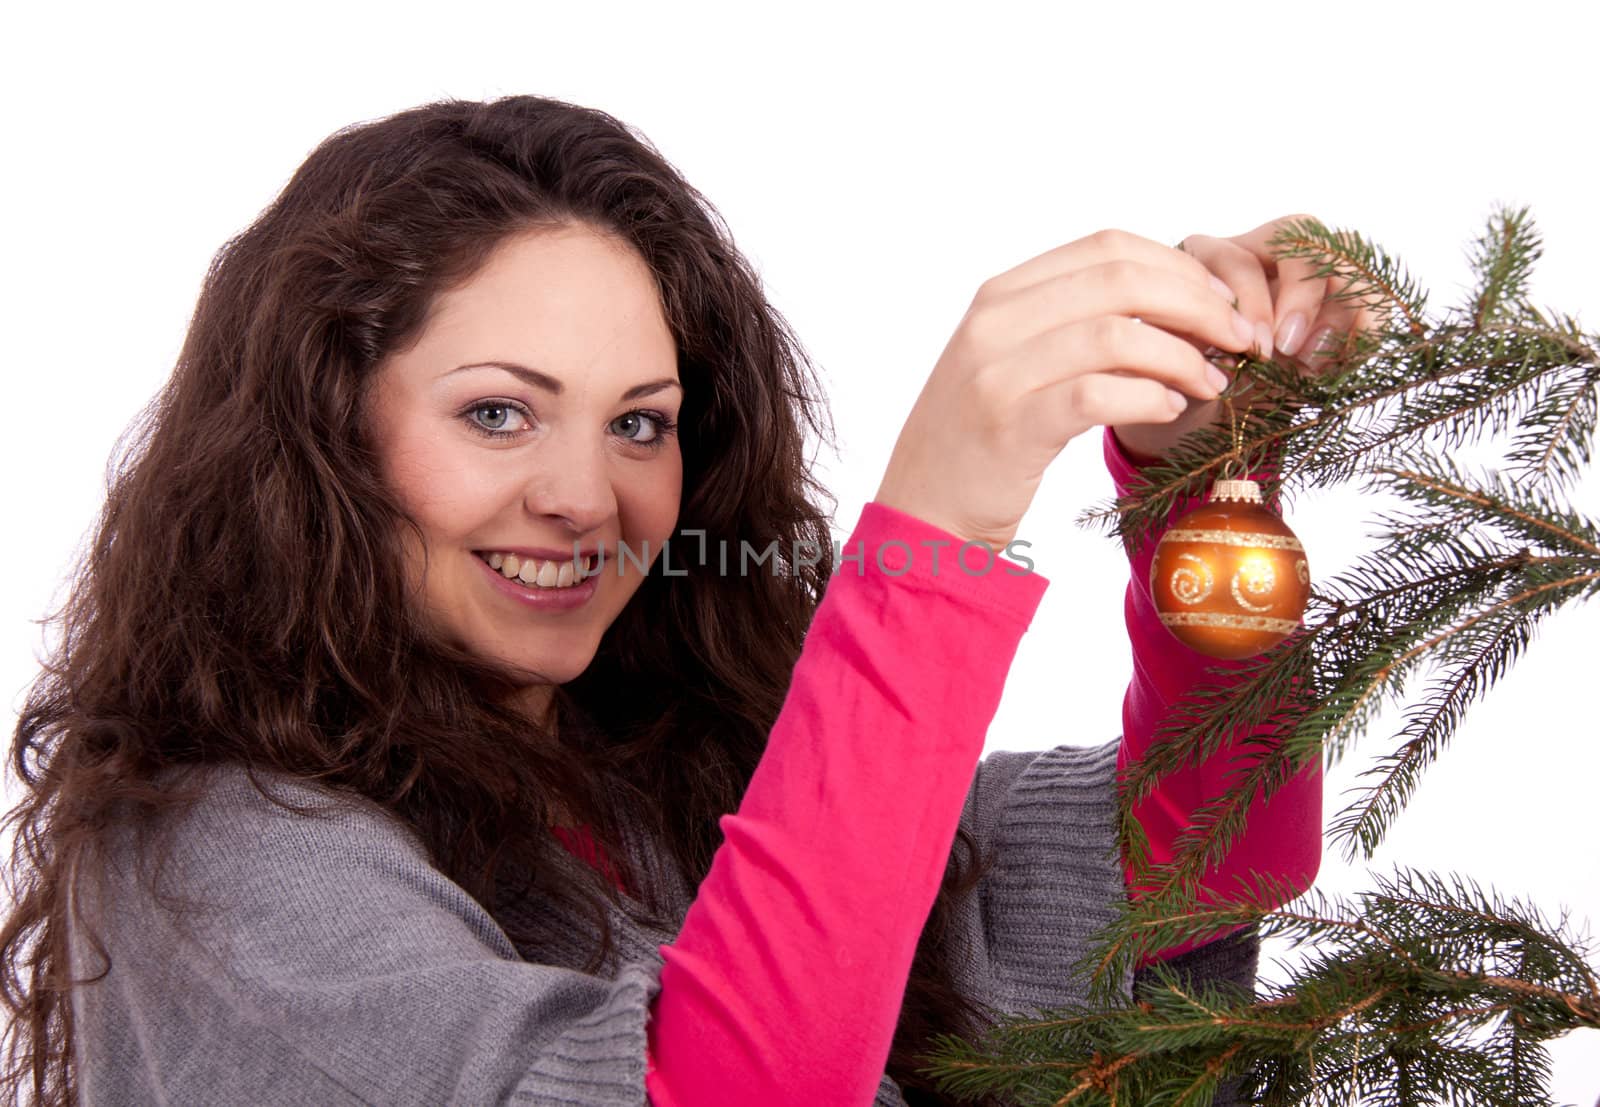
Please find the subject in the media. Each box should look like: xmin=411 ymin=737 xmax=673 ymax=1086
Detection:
xmin=627 ymin=500 xmax=1046 ymax=1107
xmin=1105 ymin=427 xmax=1322 ymax=966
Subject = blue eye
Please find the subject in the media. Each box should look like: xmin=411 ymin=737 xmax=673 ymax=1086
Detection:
xmin=612 ymin=410 xmax=678 ymax=450
xmin=464 ymin=401 xmax=532 ymax=437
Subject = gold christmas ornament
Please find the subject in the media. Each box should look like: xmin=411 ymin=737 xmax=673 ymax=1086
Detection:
xmin=1150 ymin=477 xmax=1310 ymax=659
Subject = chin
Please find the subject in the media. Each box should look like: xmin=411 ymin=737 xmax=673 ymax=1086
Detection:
xmin=492 ymin=642 xmax=596 ymax=683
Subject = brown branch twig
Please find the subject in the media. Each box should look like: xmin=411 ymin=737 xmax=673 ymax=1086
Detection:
xmin=1271 ymin=229 xmax=1428 ymax=337
xmin=1378 ymin=468 xmax=1600 ymax=557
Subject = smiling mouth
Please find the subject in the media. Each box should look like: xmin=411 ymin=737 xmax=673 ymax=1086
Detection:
xmin=475 ymin=550 xmax=601 ymax=590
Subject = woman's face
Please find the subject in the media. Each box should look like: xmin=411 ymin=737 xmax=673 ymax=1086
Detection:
xmin=367 ymin=223 xmax=683 ymax=697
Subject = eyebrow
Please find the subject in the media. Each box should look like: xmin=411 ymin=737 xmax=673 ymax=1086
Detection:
xmin=449 ymin=361 xmax=683 ymax=401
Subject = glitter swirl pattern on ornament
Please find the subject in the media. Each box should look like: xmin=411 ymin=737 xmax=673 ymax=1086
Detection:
xmin=1231 ymin=556 xmax=1277 ymax=613
xmin=1170 ymin=553 xmax=1214 ymax=604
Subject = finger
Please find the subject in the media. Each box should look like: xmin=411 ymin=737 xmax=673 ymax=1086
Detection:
xmin=1223 ymin=214 xmax=1336 ymax=355
xmin=978 ymin=260 xmax=1255 ymax=360
xmin=979 ymin=227 xmax=1230 ymax=303
xmin=1298 ymin=297 xmax=1369 ymax=373
xmin=1225 ymin=213 xmax=1317 ymax=272
xmin=1180 ymin=234 xmax=1277 ymax=361
xmin=996 ymin=313 xmax=1229 ymax=406
xmin=1039 ymin=370 xmax=1193 ymax=438
xmin=1268 ymin=260 xmax=1331 ymax=359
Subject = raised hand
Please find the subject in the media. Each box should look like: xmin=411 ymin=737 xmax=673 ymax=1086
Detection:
xmin=873 ymin=229 xmax=1257 ymax=550
xmin=1112 ymin=213 xmax=1379 ymax=464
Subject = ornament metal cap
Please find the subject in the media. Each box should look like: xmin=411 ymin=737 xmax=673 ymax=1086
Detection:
xmin=1212 ymin=478 xmax=1262 ymax=503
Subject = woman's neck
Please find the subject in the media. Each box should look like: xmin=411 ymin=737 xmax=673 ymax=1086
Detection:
xmin=500 ymin=683 xmax=571 ymax=827
xmin=511 ymin=681 xmax=558 ymax=731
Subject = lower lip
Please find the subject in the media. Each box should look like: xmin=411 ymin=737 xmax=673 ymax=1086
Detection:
xmin=475 ymin=556 xmax=601 ymax=612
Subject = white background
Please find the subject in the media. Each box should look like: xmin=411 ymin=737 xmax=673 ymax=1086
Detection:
xmin=4 ymin=1 xmax=1596 ymax=1100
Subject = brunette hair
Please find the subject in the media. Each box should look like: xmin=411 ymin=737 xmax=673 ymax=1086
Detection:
xmin=0 ymin=95 xmax=999 ymax=1105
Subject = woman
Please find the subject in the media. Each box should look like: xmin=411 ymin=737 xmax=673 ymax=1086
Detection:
xmin=1 ymin=95 xmax=1350 ymax=1105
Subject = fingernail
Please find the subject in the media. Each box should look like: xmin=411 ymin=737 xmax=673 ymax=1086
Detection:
xmin=1231 ymin=311 xmax=1254 ymax=347
xmin=1276 ymin=312 xmax=1308 ymax=356
xmin=1304 ymin=326 xmax=1335 ymax=362
xmin=1206 ymin=365 xmax=1230 ymax=393
xmin=1208 ymin=275 xmax=1237 ymax=304
xmin=1166 ymin=387 xmax=1189 ymax=413
xmin=1254 ymin=322 xmax=1274 ymax=361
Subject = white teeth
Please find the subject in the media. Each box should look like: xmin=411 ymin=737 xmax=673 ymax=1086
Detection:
xmin=483 ymin=551 xmax=593 ymax=589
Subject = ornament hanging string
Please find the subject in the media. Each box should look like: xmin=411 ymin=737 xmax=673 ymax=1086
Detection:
xmin=1219 ymin=356 xmax=1248 ymax=483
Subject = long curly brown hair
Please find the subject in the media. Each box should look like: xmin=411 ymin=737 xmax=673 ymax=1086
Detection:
xmin=0 ymin=95 xmax=999 ymax=1105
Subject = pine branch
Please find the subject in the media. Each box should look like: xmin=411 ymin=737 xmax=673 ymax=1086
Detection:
xmin=926 ymin=208 xmax=1600 ymax=1106
xmin=1374 ymin=460 xmax=1600 ymax=559
xmin=1078 ymin=321 xmax=1597 ymax=552
xmin=1328 ymin=614 xmax=1529 ymax=863
xmin=1268 ymin=217 xmax=1430 ymax=337
xmin=1102 ymin=213 xmax=1600 ymax=885
xmin=1113 ymin=465 xmax=1600 ymax=910
xmin=1465 ymin=205 xmax=1542 ymax=329
xmin=920 ymin=870 xmax=1600 ymax=1107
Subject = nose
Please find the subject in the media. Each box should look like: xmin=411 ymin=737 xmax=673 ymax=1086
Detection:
xmin=519 ymin=435 xmax=617 ymax=538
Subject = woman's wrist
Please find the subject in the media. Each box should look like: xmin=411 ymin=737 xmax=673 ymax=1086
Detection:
xmin=1109 ymin=424 xmax=1169 ymax=469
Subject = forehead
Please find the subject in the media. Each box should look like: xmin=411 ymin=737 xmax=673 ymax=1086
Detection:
xmin=404 ymin=223 xmax=678 ymax=379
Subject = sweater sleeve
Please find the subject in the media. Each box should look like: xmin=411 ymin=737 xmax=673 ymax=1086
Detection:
xmin=1104 ymin=426 xmax=1322 ymax=964
xmin=934 ymin=738 xmax=1263 ymax=1107
xmin=646 ymin=500 xmax=1049 ymax=1107
xmin=67 ymin=765 xmax=663 ymax=1107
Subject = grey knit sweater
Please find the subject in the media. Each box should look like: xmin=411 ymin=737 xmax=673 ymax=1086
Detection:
xmin=68 ymin=744 xmax=1258 ymax=1105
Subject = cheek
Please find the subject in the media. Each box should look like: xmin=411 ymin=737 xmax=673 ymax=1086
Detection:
xmin=632 ymin=453 xmax=683 ymax=538
xmin=381 ymin=434 xmax=508 ymax=543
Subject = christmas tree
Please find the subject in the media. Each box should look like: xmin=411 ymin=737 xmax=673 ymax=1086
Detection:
xmin=920 ymin=208 xmax=1600 ymax=1106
